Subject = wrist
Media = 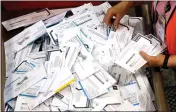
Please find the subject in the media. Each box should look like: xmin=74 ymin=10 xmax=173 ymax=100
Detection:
xmin=162 ymin=54 xmax=171 ymax=69
xmin=157 ymin=54 xmax=165 ymax=67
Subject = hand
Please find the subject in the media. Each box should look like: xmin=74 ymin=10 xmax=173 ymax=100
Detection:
xmin=139 ymin=51 xmax=165 ymax=67
xmin=103 ymin=2 xmax=133 ymax=29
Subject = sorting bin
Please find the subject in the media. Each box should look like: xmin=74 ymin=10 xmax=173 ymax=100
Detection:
xmin=1 ymin=1 xmax=169 ymax=111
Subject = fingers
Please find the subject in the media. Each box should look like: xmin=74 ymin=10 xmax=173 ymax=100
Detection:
xmin=104 ymin=8 xmax=123 ymax=29
xmin=139 ymin=51 xmax=150 ymax=61
xmin=140 ymin=51 xmax=163 ymax=67
xmin=103 ymin=8 xmax=114 ymax=26
xmin=113 ymin=13 xmax=121 ymax=30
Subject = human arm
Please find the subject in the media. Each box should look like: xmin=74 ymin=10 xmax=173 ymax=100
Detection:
xmin=140 ymin=51 xmax=176 ymax=68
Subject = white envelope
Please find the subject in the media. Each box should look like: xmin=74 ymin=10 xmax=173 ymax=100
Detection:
xmin=93 ymin=2 xmax=111 ymax=22
xmin=73 ymin=46 xmax=99 ymax=80
xmin=14 ymin=96 xmax=30 ymax=111
xmin=2 ymin=8 xmax=53 ymax=31
xmin=134 ymin=69 xmax=155 ymax=101
xmin=4 ymin=21 xmax=46 ymax=53
xmin=71 ymin=3 xmax=94 ymax=15
xmin=115 ymin=34 xmax=153 ymax=73
xmin=91 ymin=85 xmax=122 ymax=111
xmin=80 ymin=67 xmax=116 ymax=99
xmin=20 ymin=78 xmax=46 ymax=97
xmin=24 ymin=67 xmax=75 ymax=110
xmin=4 ymin=64 xmax=47 ymax=103
xmin=72 ymin=10 xmax=100 ymax=29
xmin=46 ymin=20 xmax=76 ymax=45
xmin=69 ymin=82 xmax=89 ymax=110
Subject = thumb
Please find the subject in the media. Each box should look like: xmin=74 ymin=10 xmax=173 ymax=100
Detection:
xmin=139 ymin=51 xmax=150 ymax=61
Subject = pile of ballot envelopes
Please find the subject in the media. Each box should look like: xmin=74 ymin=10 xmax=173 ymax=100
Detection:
xmin=3 ymin=2 xmax=167 ymax=111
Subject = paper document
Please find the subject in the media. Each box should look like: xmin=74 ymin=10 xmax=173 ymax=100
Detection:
xmin=2 ymin=8 xmax=53 ymax=31
xmin=91 ymin=85 xmax=122 ymax=111
xmin=46 ymin=20 xmax=76 ymax=45
xmin=93 ymin=2 xmax=112 ymax=22
xmin=72 ymin=10 xmax=100 ymax=29
xmin=24 ymin=68 xmax=75 ymax=110
xmin=120 ymin=15 xmax=129 ymax=25
xmin=4 ymin=21 xmax=46 ymax=54
xmin=4 ymin=64 xmax=47 ymax=103
xmin=43 ymin=11 xmax=66 ymax=27
xmin=80 ymin=68 xmax=116 ymax=99
xmin=71 ymin=3 xmax=93 ymax=15
xmin=14 ymin=96 xmax=30 ymax=111
xmin=3 ymin=2 xmax=158 ymax=111
xmin=73 ymin=46 xmax=99 ymax=80
xmin=115 ymin=34 xmax=156 ymax=73
xmin=120 ymin=82 xmax=140 ymax=106
xmin=20 ymin=79 xmax=46 ymax=97
xmin=134 ymin=69 xmax=155 ymax=101
xmin=69 ymin=82 xmax=89 ymax=110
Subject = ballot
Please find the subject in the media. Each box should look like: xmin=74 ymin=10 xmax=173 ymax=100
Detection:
xmin=115 ymin=33 xmax=165 ymax=73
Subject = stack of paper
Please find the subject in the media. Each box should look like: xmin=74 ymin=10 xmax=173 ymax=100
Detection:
xmin=3 ymin=2 xmax=166 ymax=111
